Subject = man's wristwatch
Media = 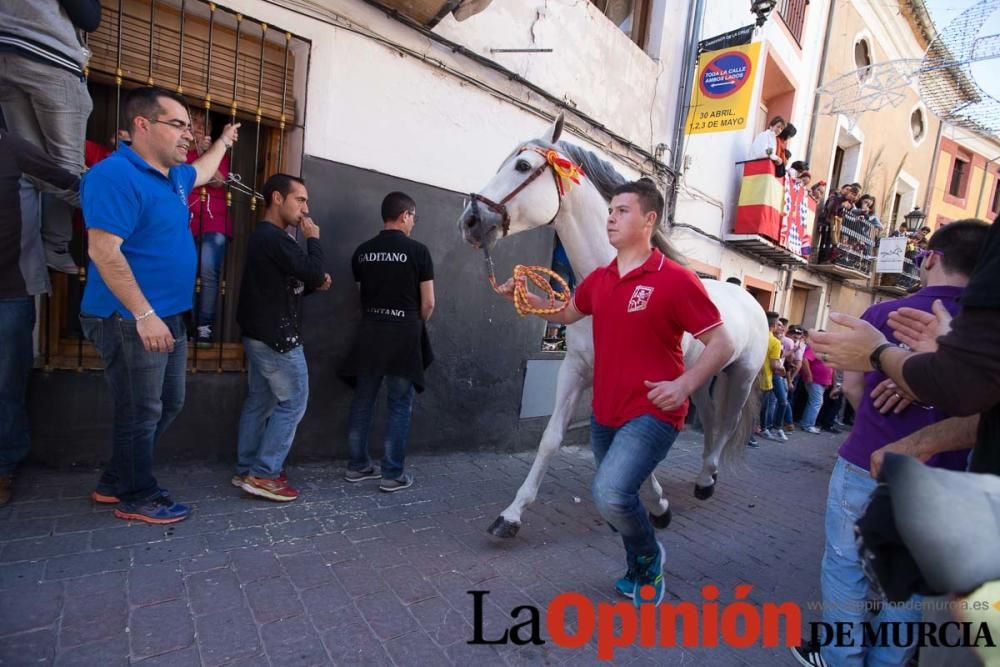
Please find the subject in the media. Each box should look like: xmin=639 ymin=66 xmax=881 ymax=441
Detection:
xmin=869 ymin=343 xmax=895 ymax=374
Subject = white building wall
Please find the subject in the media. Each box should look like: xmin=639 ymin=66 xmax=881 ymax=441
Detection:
xmin=217 ymin=0 xmax=686 ymax=194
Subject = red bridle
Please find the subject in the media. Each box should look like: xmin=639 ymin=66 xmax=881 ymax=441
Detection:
xmin=468 ymin=146 xmax=574 ymax=237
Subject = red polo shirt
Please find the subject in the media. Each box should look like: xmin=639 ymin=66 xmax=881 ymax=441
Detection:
xmin=573 ymin=249 xmax=722 ymax=429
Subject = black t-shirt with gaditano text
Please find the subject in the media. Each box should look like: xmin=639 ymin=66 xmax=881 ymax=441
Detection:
xmin=351 ymin=230 xmax=433 ymax=319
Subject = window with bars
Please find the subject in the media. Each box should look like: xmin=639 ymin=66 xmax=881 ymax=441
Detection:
xmin=40 ymin=0 xmax=309 ymax=373
xmin=776 ymin=0 xmax=808 ymax=46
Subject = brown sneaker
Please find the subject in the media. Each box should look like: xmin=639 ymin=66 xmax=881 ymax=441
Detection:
xmin=240 ymin=475 xmax=299 ymax=502
xmin=783 ymin=423 xmax=794 ymax=432
xmin=0 ymin=475 xmax=13 ymax=506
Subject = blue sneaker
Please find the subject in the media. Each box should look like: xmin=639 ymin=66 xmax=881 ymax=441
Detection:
xmin=633 ymin=542 xmax=666 ymax=607
xmin=114 ymin=494 xmax=190 ymax=524
xmin=614 ymin=566 xmax=637 ymax=598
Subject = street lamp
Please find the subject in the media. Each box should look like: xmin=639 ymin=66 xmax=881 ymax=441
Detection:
xmin=903 ymin=207 xmax=927 ymax=232
xmin=751 ymin=0 xmax=778 ymax=27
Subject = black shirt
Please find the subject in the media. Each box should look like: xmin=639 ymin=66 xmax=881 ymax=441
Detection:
xmin=352 ymin=229 xmax=434 ymax=317
xmin=345 ymin=229 xmax=434 ymax=390
xmin=0 ymin=131 xmax=79 ymax=298
xmin=236 ymin=221 xmax=325 ymax=353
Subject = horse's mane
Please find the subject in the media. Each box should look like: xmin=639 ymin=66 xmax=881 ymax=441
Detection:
xmin=552 ymin=141 xmax=686 ymax=265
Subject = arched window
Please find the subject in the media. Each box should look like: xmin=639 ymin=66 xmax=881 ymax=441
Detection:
xmin=854 ymin=38 xmax=872 ymax=81
xmin=910 ymin=107 xmax=926 ymax=142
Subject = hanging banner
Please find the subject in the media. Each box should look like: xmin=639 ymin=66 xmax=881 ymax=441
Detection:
xmin=698 ymin=25 xmax=755 ymax=53
xmin=876 ymin=237 xmax=907 ymax=274
xmin=686 ymin=42 xmax=762 ymax=135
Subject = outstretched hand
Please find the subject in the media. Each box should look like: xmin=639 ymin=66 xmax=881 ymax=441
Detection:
xmin=870 ymin=377 xmax=914 ymax=415
xmin=888 ymin=299 xmax=952 ymax=354
xmin=496 ymin=276 xmax=525 ymax=303
xmin=809 ymin=313 xmax=888 ymax=372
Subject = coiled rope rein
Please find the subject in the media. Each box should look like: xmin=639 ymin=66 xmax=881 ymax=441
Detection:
xmin=485 ymin=253 xmax=570 ymax=317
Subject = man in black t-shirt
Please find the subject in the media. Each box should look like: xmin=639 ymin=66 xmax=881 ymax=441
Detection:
xmin=234 ymin=174 xmax=329 ymax=503
xmin=344 ymin=191 xmax=435 ymax=492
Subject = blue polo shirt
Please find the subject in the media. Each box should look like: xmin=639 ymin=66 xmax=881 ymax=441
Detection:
xmin=80 ymin=143 xmax=197 ymax=319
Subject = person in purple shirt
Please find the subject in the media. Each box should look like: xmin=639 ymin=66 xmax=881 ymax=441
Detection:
xmin=791 ymin=219 xmax=989 ymax=667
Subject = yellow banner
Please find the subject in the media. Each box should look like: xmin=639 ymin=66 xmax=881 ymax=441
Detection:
xmin=685 ymin=42 xmax=762 ymax=135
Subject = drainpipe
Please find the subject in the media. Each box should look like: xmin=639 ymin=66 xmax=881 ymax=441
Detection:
xmin=804 ymin=0 xmax=837 ymax=165
xmin=922 ymin=120 xmax=945 ymax=217
xmin=974 ymin=155 xmax=1000 ymax=218
xmin=666 ymin=0 xmax=707 ymax=225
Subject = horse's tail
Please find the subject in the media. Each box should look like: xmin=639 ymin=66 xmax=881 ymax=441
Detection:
xmin=720 ymin=385 xmax=759 ymax=468
xmin=652 ymin=228 xmax=687 ymax=266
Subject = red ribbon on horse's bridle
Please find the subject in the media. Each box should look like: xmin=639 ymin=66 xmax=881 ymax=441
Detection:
xmin=469 ymin=147 xmax=583 ymax=237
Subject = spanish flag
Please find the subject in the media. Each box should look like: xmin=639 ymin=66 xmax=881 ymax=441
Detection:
xmin=734 ymin=158 xmax=783 ymax=241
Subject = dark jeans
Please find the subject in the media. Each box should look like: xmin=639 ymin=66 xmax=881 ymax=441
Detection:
xmin=0 ymin=297 xmax=36 ymax=475
xmin=81 ymin=313 xmax=187 ymax=502
xmin=346 ymin=375 xmax=415 ymax=480
xmin=590 ymin=415 xmax=678 ymax=566
xmin=195 ymin=232 xmax=226 ymax=329
xmin=819 ymin=388 xmax=845 ymax=430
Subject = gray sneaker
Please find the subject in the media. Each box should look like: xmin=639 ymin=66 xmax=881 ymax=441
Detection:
xmin=379 ymin=473 xmax=413 ymax=493
xmin=344 ymin=467 xmax=380 ymax=483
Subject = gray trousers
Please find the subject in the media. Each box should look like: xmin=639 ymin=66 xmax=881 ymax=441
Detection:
xmin=0 ymin=51 xmax=91 ymax=253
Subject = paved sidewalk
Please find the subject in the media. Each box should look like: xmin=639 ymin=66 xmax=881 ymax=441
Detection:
xmin=0 ymin=428 xmax=846 ymax=666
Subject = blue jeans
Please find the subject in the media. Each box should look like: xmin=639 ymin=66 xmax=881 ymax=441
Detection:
xmin=0 ymin=298 xmax=36 ymax=476
xmin=346 ymin=375 xmax=415 ymax=480
xmin=801 ymin=382 xmax=826 ymax=429
xmin=237 ymin=338 xmax=309 ymax=479
xmin=590 ymin=415 xmax=678 ymax=565
xmin=821 ymin=457 xmax=920 ymax=666
xmin=771 ymin=376 xmax=791 ymax=429
xmin=80 ymin=313 xmax=187 ymax=502
xmin=761 ymin=388 xmax=776 ymax=430
xmin=195 ymin=233 xmax=226 ymax=329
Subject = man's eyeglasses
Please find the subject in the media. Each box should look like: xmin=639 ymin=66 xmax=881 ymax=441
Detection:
xmin=145 ymin=117 xmax=193 ymax=133
xmin=407 ymin=210 xmax=419 ymax=223
xmin=912 ymin=248 xmax=943 ymax=269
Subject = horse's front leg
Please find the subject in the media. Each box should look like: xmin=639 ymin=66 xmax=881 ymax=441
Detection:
xmin=488 ymin=353 xmax=588 ymax=538
xmin=641 ymin=473 xmax=671 ymax=529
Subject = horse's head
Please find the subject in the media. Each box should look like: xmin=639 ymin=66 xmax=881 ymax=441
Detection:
xmin=458 ymin=114 xmax=568 ymax=249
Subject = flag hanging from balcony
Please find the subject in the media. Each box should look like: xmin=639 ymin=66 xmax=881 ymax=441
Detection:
xmin=735 ymin=158 xmax=784 ymax=240
xmin=784 ymin=178 xmax=814 ymax=257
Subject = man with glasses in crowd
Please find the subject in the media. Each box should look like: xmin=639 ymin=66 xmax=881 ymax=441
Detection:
xmin=791 ymin=219 xmax=988 ymax=667
xmin=80 ymin=86 xmax=239 ymax=524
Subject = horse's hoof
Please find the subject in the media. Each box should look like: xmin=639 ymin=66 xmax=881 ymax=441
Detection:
xmin=649 ymin=507 xmax=672 ymax=529
xmin=487 ymin=516 xmax=521 ymax=539
xmin=694 ymin=483 xmax=715 ymax=500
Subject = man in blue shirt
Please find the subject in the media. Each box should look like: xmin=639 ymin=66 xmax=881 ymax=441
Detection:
xmin=80 ymin=86 xmax=239 ymax=524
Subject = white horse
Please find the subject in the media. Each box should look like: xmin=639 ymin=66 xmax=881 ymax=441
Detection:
xmin=457 ymin=115 xmax=768 ymax=538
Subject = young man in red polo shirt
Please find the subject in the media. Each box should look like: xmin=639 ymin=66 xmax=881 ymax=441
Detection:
xmin=499 ymin=178 xmax=734 ymax=606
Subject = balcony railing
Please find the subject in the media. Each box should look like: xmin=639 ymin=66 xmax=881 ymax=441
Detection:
xmin=812 ymin=208 xmax=878 ymax=280
xmin=877 ymin=255 xmax=921 ymax=295
xmin=777 ymin=0 xmax=809 ymax=46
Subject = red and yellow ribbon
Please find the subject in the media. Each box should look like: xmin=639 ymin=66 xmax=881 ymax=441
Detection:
xmin=544 ymin=149 xmax=584 ymax=197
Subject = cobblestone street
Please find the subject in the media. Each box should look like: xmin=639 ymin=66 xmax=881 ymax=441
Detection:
xmin=0 ymin=428 xmax=845 ymax=666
